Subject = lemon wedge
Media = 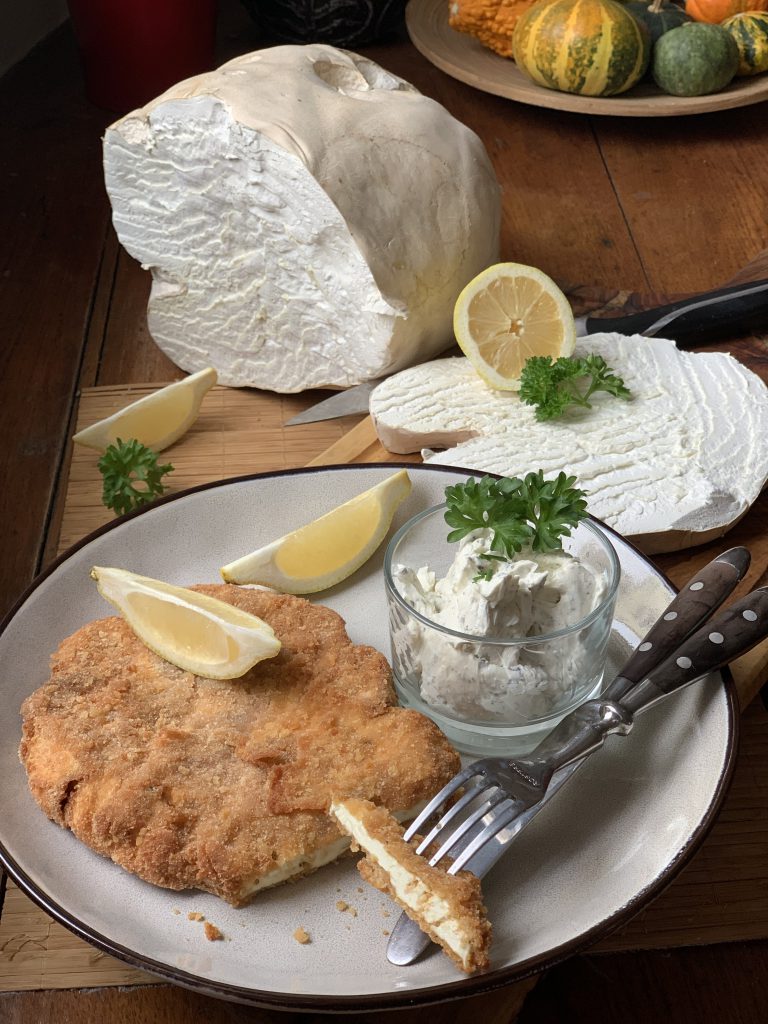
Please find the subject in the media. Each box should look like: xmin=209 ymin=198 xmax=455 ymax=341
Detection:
xmin=453 ymin=263 xmax=576 ymax=390
xmin=73 ymin=367 xmax=217 ymax=452
xmin=221 ymin=470 xmax=412 ymax=593
xmin=91 ymin=566 xmax=281 ymax=679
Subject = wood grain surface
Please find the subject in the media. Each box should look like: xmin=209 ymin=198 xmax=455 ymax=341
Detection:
xmin=2 ymin=0 xmax=768 ymax=1020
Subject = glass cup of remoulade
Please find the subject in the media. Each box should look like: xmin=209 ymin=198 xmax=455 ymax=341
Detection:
xmin=384 ymin=505 xmax=620 ymax=757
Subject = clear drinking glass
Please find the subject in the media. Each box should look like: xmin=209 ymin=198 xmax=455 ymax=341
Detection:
xmin=384 ymin=505 xmax=621 ymax=756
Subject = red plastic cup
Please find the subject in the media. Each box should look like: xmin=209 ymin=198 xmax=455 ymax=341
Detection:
xmin=68 ymin=0 xmax=218 ymax=113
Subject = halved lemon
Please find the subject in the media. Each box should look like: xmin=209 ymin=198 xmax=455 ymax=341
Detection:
xmin=73 ymin=367 xmax=217 ymax=453
xmin=453 ymin=263 xmax=576 ymax=390
xmin=221 ymin=470 xmax=412 ymax=593
xmin=91 ymin=566 xmax=281 ymax=679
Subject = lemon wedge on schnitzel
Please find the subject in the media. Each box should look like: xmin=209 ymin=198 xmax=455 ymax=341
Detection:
xmin=221 ymin=470 xmax=412 ymax=593
xmin=73 ymin=368 xmax=217 ymax=453
xmin=91 ymin=567 xmax=280 ymax=678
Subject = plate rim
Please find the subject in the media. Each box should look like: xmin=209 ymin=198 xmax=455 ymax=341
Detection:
xmin=405 ymin=0 xmax=768 ymax=117
xmin=0 ymin=462 xmax=740 ymax=1011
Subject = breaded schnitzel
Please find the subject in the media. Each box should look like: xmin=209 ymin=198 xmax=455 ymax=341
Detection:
xmin=19 ymin=585 xmax=459 ymax=906
xmin=331 ymin=797 xmax=491 ymax=974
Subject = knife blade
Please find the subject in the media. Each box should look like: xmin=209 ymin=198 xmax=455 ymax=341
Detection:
xmin=285 ymin=381 xmax=378 ymax=425
xmin=285 ymin=278 xmax=768 ymax=425
xmin=386 ymin=546 xmax=752 ymax=966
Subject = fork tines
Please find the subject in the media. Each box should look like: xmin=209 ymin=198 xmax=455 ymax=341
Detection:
xmin=404 ymin=762 xmax=527 ymax=875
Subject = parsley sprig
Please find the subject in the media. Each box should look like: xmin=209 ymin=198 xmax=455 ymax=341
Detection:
xmin=519 ymin=354 xmax=631 ymax=422
xmin=98 ymin=438 xmax=174 ymax=516
xmin=444 ymin=472 xmax=588 ymax=581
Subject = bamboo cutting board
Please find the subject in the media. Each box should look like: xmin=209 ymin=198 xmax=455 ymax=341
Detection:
xmin=2 ymin=377 xmax=768 ymax=992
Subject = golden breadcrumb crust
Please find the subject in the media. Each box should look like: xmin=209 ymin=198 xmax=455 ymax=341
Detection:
xmin=334 ymin=797 xmax=491 ymax=973
xmin=19 ymin=586 xmax=459 ymax=905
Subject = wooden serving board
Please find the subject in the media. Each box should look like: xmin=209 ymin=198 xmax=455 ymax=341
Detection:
xmin=2 ymin=376 xmax=768 ymax=992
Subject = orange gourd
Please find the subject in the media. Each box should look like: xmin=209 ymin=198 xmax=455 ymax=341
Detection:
xmin=449 ymin=0 xmax=539 ymax=57
xmin=685 ymin=0 xmax=768 ymax=24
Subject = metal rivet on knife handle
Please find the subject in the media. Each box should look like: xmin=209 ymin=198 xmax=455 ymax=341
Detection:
xmin=602 ymin=547 xmax=750 ymax=700
xmin=621 ymin=586 xmax=768 ymax=715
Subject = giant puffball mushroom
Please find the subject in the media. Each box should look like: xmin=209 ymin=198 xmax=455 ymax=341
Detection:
xmin=103 ymin=45 xmax=502 ymax=392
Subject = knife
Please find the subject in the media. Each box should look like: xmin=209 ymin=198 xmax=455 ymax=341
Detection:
xmin=386 ymin=547 xmax=753 ymax=965
xmin=285 ymin=278 xmax=768 ymax=425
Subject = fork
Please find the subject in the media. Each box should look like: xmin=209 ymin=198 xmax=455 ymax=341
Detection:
xmin=387 ymin=547 xmax=762 ymax=965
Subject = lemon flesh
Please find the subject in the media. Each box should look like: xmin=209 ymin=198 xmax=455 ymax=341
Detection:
xmin=91 ymin=566 xmax=281 ymax=679
xmin=73 ymin=367 xmax=217 ymax=452
xmin=454 ymin=263 xmax=576 ymax=390
xmin=221 ymin=470 xmax=412 ymax=593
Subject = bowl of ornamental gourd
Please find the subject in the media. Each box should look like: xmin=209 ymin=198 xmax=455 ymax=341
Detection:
xmin=406 ymin=0 xmax=768 ymax=115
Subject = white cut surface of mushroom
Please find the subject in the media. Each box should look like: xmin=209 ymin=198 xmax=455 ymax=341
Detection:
xmin=369 ymin=334 xmax=768 ymax=553
xmin=103 ymin=45 xmax=501 ymax=392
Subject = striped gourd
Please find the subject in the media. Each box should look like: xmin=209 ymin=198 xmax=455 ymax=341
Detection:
xmin=722 ymin=11 xmax=768 ymax=75
xmin=513 ymin=0 xmax=650 ymax=96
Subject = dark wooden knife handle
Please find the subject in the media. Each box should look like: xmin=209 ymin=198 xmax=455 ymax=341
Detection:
xmin=585 ymin=278 xmax=768 ymax=344
xmin=621 ymin=587 xmax=768 ymax=715
xmin=603 ymin=547 xmax=751 ymax=699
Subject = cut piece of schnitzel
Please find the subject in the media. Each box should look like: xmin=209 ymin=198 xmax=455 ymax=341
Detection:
xmin=19 ymin=586 xmax=459 ymax=905
xmin=330 ymin=797 xmax=491 ymax=974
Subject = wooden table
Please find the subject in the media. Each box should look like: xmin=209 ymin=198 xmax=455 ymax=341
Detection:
xmin=2 ymin=2 xmax=768 ymax=1021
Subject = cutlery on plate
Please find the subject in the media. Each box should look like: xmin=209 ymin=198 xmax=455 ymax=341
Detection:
xmin=285 ymin=278 xmax=768 ymax=425
xmin=387 ymin=547 xmax=757 ymax=965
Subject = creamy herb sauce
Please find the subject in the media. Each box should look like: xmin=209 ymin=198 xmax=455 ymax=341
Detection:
xmin=393 ymin=531 xmax=607 ymax=722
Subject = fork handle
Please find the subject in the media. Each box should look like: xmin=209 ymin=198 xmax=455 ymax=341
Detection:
xmin=525 ymin=549 xmax=751 ymax=775
xmin=602 ymin=547 xmax=750 ymax=701
xmin=520 ymin=698 xmax=634 ymax=780
xmin=526 ymin=580 xmax=767 ymax=777
xmin=621 ymin=587 xmax=768 ymax=715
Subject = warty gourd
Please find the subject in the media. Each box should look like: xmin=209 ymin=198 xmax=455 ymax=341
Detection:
xmin=103 ymin=45 xmax=501 ymax=392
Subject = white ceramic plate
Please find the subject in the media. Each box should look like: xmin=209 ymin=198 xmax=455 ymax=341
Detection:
xmin=0 ymin=465 xmax=737 ymax=1010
